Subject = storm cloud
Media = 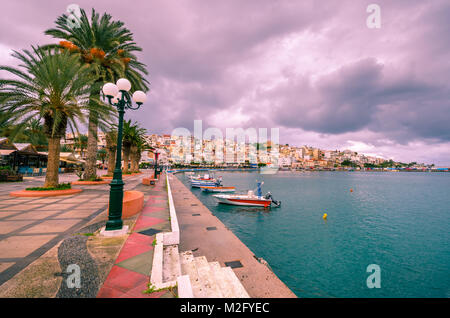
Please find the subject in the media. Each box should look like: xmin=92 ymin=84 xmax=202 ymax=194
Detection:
xmin=0 ymin=0 xmax=449 ymax=164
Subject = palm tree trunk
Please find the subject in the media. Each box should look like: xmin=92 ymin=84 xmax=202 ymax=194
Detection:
xmin=131 ymin=155 xmax=138 ymax=172
xmin=134 ymin=152 xmax=141 ymax=172
xmin=84 ymin=110 xmax=98 ymax=180
xmin=130 ymin=146 xmax=137 ymax=172
xmin=45 ymin=137 xmax=61 ymax=188
xmin=107 ymin=148 xmax=116 ymax=175
xmin=123 ymin=146 xmax=130 ymax=173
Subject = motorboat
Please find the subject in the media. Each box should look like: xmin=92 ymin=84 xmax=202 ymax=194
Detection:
xmin=259 ymin=163 xmax=279 ymax=175
xmin=213 ymin=182 xmax=281 ymax=207
xmin=190 ymin=173 xmax=222 ymax=188
xmin=200 ymin=186 xmax=236 ymax=193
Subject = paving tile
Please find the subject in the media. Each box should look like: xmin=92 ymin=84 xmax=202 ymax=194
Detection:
xmin=142 ymin=210 xmax=168 ymax=219
xmin=142 ymin=206 xmax=165 ymax=213
xmin=51 ymin=210 xmax=98 ymax=219
xmin=97 ymin=285 xmax=126 ymax=298
xmin=0 ymin=262 xmax=15 ymax=273
xmin=6 ymin=211 xmax=60 ymax=220
xmin=21 ymin=219 xmax=81 ymax=234
xmin=0 ymin=212 xmax=23 ymax=218
xmin=133 ymin=216 xmax=166 ymax=232
xmin=126 ymin=232 xmax=155 ymax=246
xmin=0 ymin=220 xmax=34 ymax=234
xmin=0 ymin=205 xmax=43 ymax=211
xmin=0 ymin=235 xmax=57 ymax=258
xmin=33 ymin=204 xmax=78 ymax=211
xmin=137 ymin=228 xmax=161 ymax=237
xmin=116 ymin=250 xmax=154 ymax=276
xmin=102 ymin=265 xmax=148 ymax=293
xmin=115 ymin=242 xmax=153 ymax=264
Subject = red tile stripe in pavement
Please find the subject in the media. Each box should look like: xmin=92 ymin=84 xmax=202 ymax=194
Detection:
xmin=114 ymin=232 xmax=153 ymax=264
xmin=133 ymin=216 xmax=166 ymax=232
xmin=97 ymin=177 xmax=169 ymax=298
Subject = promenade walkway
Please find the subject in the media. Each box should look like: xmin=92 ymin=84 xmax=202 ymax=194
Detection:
xmin=169 ymin=174 xmax=296 ymax=298
xmin=0 ymin=171 xmax=170 ymax=297
xmin=97 ymin=173 xmax=175 ymax=298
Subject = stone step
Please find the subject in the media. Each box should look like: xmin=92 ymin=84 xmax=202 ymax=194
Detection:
xmin=180 ymin=251 xmax=207 ymax=298
xmin=221 ymin=267 xmax=250 ymax=298
xmin=163 ymin=245 xmax=181 ymax=283
xmin=194 ymin=256 xmax=224 ymax=298
xmin=179 ymin=251 xmax=250 ymax=298
xmin=177 ymin=275 xmax=194 ymax=298
xmin=208 ymin=261 xmax=236 ymax=298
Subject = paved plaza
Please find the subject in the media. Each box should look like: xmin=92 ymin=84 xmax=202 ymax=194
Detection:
xmin=0 ymin=172 xmax=152 ymax=289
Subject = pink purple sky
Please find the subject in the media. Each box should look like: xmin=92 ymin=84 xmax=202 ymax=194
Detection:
xmin=1 ymin=1 xmax=449 ymax=165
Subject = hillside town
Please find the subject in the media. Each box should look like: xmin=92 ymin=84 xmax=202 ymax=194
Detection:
xmin=1 ymin=132 xmax=443 ymax=176
xmin=102 ymin=133 xmax=437 ymax=171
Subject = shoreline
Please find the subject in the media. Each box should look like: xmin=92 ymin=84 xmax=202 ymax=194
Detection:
xmin=169 ymin=173 xmax=297 ymax=298
xmin=168 ymin=168 xmax=449 ymax=173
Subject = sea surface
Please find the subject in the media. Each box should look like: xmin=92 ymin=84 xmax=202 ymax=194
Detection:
xmin=177 ymin=171 xmax=450 ymax=298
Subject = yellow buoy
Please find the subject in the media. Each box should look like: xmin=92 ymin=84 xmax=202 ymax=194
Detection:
xmin=323 ymin=213 xmax=327 ymax=220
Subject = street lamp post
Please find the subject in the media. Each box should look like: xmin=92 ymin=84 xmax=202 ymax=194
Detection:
xmin=102 ymin=78 xmax=147 ymax=231
xmin=154 ymin=150 xmax=160 ymax=179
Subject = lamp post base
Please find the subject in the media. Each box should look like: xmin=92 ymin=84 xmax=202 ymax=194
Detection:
xmin=100 ymin=225 xmax=129 ymax=237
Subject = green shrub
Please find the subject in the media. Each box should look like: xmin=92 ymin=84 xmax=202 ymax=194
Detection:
xmin=26 ymin=182 xmax=72 ymax=191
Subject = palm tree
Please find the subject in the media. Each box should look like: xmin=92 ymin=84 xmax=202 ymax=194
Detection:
xmin=97 ymin=148 xmax=107 ymax=164
xmin=73 ymin=134 xmax=88 ymax=158
xmin=45 ymin=8 xmax=149 ymax=181
xmin=23 ymin=118 xmax=48 ymax=151
xmin=130 ymin=137 xmax=148 ymax=173
xmin=105 ymin=128 xmax=117 ymax=176
xmin=0 ymin=117 xmax=48 ymax=151
xmin=0 ymin=47 xmax=108 ymax=187
xmin=122 ymin=120 xmax=146 ymax=174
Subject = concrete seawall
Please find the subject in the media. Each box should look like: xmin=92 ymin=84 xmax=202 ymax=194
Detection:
xmin=169 ymin=174 xmax=296 ymax=298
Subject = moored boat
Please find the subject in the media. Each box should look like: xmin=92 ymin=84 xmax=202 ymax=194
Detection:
xmin=212 ymin=182 xmax=281 ymax=207
xmin=190 ymin=173 xmax=222 ymax=188
xmin=200 ymin=186 xmax=236 ymax=193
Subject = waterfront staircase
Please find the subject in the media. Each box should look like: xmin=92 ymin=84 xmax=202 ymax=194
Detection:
xmin=149 ymin=174 xmax=250 ymax=298
xmin=150 ymin=233 xmax=250 ymax=298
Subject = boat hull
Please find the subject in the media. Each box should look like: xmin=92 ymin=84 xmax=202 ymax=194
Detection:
xmin=213 ymin=194 xmax=272 ymax=207
xmin=191 ymin=181 xmax=220 ymax=188
xmin=200 ymin=186 xmax=236 ymax=193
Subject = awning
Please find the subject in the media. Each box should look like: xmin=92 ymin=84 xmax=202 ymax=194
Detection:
xmin=0 ymin=149 xmax=16 ymax=156
xmin=59 ymin=158 xmax=83 ymax=165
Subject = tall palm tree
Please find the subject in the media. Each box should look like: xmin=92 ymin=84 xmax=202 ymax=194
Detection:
xmin=105 ymin=128 xmax=117 ymax=176
xmin=0 ymin=47 xmax=109 ymax=187
xmin=45 ymin=8 xmax=149 ymax=181
xmin=122 ymin=120 xmax=146 ymax=174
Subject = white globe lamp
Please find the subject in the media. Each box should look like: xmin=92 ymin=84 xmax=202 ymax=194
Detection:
xmin=116 ymin=78 xmax=131 ymax=92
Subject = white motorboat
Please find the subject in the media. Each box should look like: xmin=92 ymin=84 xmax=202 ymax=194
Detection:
xmin=213 ymin=182 xmax=281 ymax=207
xmin=200 ymin=186 xmax=236 ymax=193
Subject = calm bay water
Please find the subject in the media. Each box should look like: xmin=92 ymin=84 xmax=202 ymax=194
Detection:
xmin=178 ymin=171 xmax=450 ymax=298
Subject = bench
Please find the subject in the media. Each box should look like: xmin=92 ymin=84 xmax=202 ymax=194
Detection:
xmin=108 ymin=190 xmax=144 ymax=219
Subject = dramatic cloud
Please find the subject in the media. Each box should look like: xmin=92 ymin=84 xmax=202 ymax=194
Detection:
xmin=0 ymin=0 xmax=449 ymax=164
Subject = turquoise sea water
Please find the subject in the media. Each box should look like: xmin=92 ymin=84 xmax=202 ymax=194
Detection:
xmin=177 ymin=171 xmax=450 ymax=298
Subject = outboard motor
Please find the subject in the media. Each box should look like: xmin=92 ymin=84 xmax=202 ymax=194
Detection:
xmin=215 ymin=177 xmax=223 ymax=187
xmin=265 ymin=192 xmax=281 ymax=207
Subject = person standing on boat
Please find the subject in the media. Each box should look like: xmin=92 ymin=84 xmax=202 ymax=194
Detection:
xmin=257 ymin=181 xmax=263 ymax=197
